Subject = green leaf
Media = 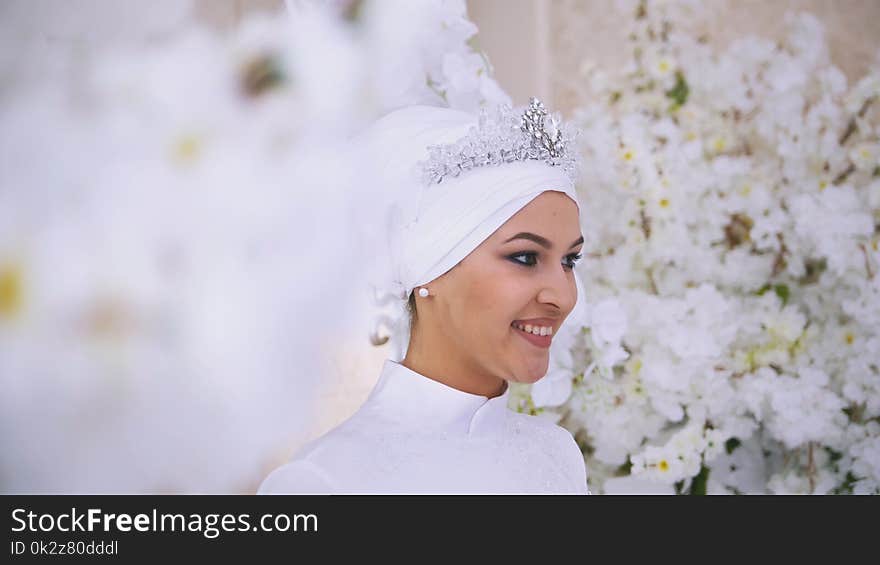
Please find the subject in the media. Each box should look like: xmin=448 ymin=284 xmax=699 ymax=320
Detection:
xmin=665 ymin=71 xmax=689 ymax=107
xmin=688 ymin=464 xmax=710 ymax=495
xmin=832 ymin=472 xmax=859 ymax=494
xmin=755 ymin=284 xmax=790 ymax=306
xmin=774 ymin=284 xmax=790 ymax=306
xmin=725 ymin=437 xmax=741 ymax=455
xmin=826 ymin=447 xmax=843 ymax=463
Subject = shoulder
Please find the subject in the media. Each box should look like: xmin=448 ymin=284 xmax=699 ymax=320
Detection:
xmin=257 ymin=457 xmax=336 ymax=494
xmin=509 ymin=410 xmax=574 ymax=440
xmin=257 ymin=425 xmax=361 ymax=494
xmin=257 ymin=405 xmax=390 ymax=494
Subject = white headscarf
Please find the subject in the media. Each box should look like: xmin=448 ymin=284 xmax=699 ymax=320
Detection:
xmin=357 ymin=104 xmax=585 ymax=361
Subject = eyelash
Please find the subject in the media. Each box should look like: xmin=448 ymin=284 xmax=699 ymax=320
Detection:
xmin=509 ymin=251 xmax=583 ymax=270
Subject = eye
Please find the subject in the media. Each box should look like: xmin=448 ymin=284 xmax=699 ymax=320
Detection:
xmin=564 ymin=253 xmax=583 ymax=270
xmin=508 ymin=252 xmax=538 ymax=267
xmin=509 ymin=252 xmax=583 ymax=270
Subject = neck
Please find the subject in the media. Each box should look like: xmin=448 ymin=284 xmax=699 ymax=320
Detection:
xmin=401 ymin=334 xmax=508 ymax=398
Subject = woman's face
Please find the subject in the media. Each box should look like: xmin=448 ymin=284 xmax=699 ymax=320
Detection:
xmin=427 ymin=190 xmax=583 ymax=385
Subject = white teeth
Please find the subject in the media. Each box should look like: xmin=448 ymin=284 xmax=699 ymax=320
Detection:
xmin=513 ymin=323 xmax=553 ymax=336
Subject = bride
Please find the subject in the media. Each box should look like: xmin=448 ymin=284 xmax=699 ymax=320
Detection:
xmin=259 ymin=98 xmax=590 ymax=494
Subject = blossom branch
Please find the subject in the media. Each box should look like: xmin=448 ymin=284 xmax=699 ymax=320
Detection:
xmin=838 ymin=95 xmax=875 ymax=146
xmin=807 ymin=442 xmax=816 ymax=494
xmin=859 ymin=243 xmax=875 ymax=279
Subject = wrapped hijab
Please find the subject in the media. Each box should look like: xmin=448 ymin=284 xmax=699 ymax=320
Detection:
xmin=357 ymin=98 xmax=585 ymax=361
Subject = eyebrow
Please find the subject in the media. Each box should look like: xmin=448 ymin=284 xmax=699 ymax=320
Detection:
xmin=503 ymin=232 xmax=584 ymax=250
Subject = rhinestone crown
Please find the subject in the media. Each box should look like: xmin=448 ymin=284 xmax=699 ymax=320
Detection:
xmin=418 ymin=97 xmax=580 ymax=186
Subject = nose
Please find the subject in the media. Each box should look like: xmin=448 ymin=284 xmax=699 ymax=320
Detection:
xmin=536 ymin=262 xmax=578 ymax=315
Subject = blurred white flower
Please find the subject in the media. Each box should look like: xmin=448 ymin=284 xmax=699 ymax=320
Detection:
xmin=850 ymin=142 xmax=879 ymax=172
xmin=0 ymin=0 xmax=513 ymax=493
xmin=589 ymin=298 xmax=628 ymax=347
xmin=530 ymin=367 xmax=573 ymax=408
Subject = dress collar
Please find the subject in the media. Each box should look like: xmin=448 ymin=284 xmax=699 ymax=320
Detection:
xmin=365 ymin=359 xmax=511 ymax=436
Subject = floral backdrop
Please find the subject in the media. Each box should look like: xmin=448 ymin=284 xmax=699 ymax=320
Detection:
xmin=523 ymin=0 xmax=880 ymax=494
xmin=1 ymin=0 xmax=877 ymax=494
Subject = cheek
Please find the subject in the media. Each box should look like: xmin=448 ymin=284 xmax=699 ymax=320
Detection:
xmin=466 ymin=277 xmax=530 ymax=331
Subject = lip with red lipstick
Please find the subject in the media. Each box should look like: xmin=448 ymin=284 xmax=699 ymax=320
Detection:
xmin=510 ymin=317 xmax=557 ymax=349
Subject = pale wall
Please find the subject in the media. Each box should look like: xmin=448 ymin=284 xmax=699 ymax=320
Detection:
xmin=467 ymin=0 xmax=880 ymax=113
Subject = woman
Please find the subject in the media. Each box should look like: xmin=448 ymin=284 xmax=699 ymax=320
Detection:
xmin=259 ymin=98 xmax=590 ymax=494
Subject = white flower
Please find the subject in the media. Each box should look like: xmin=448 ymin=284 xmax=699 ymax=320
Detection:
xmin=531 ymin=367 xmax=573 ymax=408
xmin=599 ymin=344 xmax=630 ymax=368
xmin=850 ymin=142 xmax=880 ymax=172
xmin=764 ymin=373 xmax=847 ymax=449
xmin=589 ymin=298 xmax=628 ymax=347
xmin=567 ymin=3 xmax=879 ymax=495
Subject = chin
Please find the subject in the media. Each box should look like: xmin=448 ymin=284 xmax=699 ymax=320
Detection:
xmin=512 ymin=358 xmax=550 ymax=384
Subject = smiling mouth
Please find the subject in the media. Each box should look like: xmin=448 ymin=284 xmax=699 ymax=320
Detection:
xmin=510 ymin=323 xmax=552 ymax=349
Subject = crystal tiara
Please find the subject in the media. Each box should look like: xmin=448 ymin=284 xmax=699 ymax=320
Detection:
xmin=418 ymin=97 xmax=580 ymax=186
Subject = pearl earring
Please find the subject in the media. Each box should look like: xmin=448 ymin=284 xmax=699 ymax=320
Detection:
xmin=418 ymin=287 xmax=429 ymax=298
